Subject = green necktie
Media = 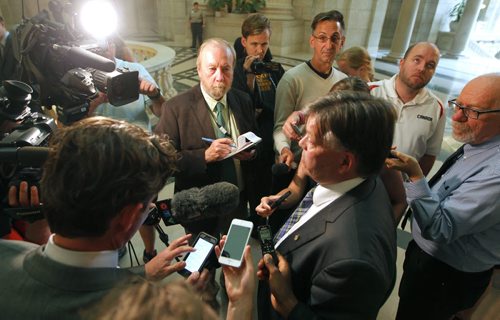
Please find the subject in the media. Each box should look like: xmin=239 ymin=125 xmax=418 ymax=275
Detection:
xmin=215 ymin=101 xmax=227 ymax=138
xmin=214 ymin=101 xmax=237 ymax=185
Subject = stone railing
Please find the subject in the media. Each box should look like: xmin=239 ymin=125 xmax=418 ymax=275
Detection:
xmin=125 ymin=41 xmax=177 ymax=99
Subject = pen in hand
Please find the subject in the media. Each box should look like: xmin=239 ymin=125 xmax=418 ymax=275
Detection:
xmin=202 ymin=137 xmax=237 ymax=148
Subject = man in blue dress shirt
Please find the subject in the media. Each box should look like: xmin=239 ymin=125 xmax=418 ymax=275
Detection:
xmin=387 ymin=73 xmax=500 ymax=320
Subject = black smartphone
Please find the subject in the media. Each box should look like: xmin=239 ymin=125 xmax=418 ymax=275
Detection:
xmin=178 ymin=232 xmax=217 ymax=277
xmin=257 ymin=225 xmax=278 ymax=266
xmin=291 ymin=123 xmax=302 ymax=137
xmin=269 ymin=190 xmax=292 ymax=209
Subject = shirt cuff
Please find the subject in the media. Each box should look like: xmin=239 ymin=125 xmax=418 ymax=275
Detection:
xmin=404 ymin=178 xmax=431 ymax=203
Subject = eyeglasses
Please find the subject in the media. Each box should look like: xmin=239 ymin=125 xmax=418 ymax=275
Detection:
xmin=312 ymin=33 xmax=342 ymax=44
xmin=448 ymin=99 xmax=500 ymax=120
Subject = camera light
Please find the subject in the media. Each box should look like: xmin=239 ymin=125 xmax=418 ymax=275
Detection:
xmin=80 ymin=0 xmax=117 ymax=39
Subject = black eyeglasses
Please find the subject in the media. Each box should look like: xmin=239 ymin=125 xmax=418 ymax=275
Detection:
xmin=312 ymin=33 xmax=342 ymax=44
xmin=448 ymin=99 xmax=500 ymax=120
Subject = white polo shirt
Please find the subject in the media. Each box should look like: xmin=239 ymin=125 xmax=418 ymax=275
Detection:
xmin=369 ymin=75 xmax=445 ymax=159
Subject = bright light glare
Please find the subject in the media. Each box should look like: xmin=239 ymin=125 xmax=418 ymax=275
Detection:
xmin=80 ymin=1 xmax=118 ymax=39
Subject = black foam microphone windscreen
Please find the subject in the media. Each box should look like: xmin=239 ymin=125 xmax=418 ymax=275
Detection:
xmin=171 ymin=182 xmax=240 ymax=224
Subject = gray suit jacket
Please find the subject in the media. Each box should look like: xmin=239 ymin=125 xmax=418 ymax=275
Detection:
xmin=0 ymin=240 xmax=144 ymax=320
xmin=259 ymin=177 xmax=397 ymax=320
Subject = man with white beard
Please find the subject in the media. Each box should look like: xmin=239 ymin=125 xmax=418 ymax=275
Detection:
xmin=386 ymin=73 xmax=500 ymax=320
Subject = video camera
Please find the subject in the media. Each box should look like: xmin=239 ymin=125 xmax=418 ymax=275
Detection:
xmin=0 ymin=80 xmax=54 ymax=233
xmin=250 ymin=60 xmax=282 ymax=74
xmin=10 ymin=5 xmax=139 ymax=125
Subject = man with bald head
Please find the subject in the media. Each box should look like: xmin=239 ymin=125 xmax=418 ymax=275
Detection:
xmin=386 ymin=73 xmax=500 ymax=319
xmin=370 ymin=42 xmax=444 ymax=176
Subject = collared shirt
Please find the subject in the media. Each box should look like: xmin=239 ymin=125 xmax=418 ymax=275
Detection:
xmin=200 ymin=86 xmax=244 ymax=189
xmin=406 ymin=135 xmax=500 ymax=272
xmin=275 ymin=177 xmax=365 ymax=248
xmin=189 ymin=8 xmax=204 ymax=24
xmin=369 ymin=74 xmax=445 ymax=160
xmin=44 ymin=234 xmax=119 ymax=268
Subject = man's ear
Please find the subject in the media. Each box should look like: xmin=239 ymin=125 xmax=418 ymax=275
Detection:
xmin=340 ymin=35 xmax=346 ymax=49
xmin=112 ymin=203 xmax=146 ymax=234
xmin=339 ymin=151 xmax=356 ymax=175
xmin=241 ymin=36 xmax=247 ymax=48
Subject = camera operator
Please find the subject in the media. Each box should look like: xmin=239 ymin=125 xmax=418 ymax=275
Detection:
xmin=232 ymin=13 xmax=284 ymax=226
xmin=88 ymin=38 xmax=165 ymax=263
xmin=88 ymin=38 xmax=165 ymax=129
xmin=0 ymin=117 xmax=209 ymax=319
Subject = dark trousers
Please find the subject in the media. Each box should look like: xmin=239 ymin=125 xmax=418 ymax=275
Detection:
xmin=190 ymin=22 xmax=203 ymax=48
xmin=396 ymin=240 xmax=493 ymax=320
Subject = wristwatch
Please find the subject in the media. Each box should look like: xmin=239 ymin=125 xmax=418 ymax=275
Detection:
xmin=148 ymin=88 xmax=162 ymax=100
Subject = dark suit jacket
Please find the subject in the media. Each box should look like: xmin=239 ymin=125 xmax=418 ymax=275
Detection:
xmin=155 ymin=85 xmax=258 ymax=233
xmin=259 ymin=177 xmax=397 ymax=320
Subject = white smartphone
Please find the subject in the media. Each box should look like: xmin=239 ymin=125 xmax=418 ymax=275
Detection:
xmin=218 ymin=218 xmax=254 ymax=268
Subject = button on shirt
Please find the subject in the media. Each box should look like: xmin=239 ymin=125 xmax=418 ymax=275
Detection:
xmin=406 ymin=135 xmax=500 ymax=272
xmin=369 ymin=75 xmax=445 ymax=160
xmin=275 ymin=177 xmax=365 ymax=248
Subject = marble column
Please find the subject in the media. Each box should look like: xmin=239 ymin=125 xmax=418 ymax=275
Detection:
xmin=384 ymin=0 xmax=420 ymax=61
xmin=259 ymin=0 xmax=294 ymax=20
xmin=446 ymin=0 xmax=482 ymax=58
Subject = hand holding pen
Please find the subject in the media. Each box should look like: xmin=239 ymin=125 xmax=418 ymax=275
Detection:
xmin=203 ymin=137 xmax=236 ymax=163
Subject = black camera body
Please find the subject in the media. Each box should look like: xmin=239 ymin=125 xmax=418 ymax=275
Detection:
xmin=0 ymin=79 xmax=56 ymax=231
xmin=10 ymin=8 xmax=140 ymax=125
xmin=250 ymin=60 xmax=282 ymax=74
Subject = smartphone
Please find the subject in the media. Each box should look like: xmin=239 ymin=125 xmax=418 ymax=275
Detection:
xmin=219 ymin=219 xmax=254 ymax=268
xmin=269 ymin=190 xmax=292 ymax=210
xmin=178 ymin=232 xmax=217 ymax=277
xmin=291 ymin=123 xmax=302 ymax=138
xmin=257 ymin=225 xmax=278 ymax=266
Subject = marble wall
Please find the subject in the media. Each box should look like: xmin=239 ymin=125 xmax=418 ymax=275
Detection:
xmin=0 ymin=0 xmax=452 ymax=58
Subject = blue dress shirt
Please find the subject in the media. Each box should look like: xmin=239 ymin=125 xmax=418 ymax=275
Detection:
xmin=406 ymin=135 xmax=500 ymax=272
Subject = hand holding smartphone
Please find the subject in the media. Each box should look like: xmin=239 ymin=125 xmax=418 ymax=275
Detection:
xmin=257 ymin=225 xmax=278 ymax=266
xmin=218 ymin=219 xmax=254 ymax=268
xmin=178 ymin=232 xmax=217 ymax=277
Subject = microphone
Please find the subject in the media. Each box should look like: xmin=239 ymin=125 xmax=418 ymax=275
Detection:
xmin=0 ymin=146 xmax=49 ymax=167
xmin=146 ymin=182 xmax=240 ymax=226
xmin=52 ymin=44 xmax=116 ymax=72
xmin=171 ymin=182 xmax=240 ymax=224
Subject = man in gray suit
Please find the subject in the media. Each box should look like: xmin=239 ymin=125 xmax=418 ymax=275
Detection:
xmin=256 ymin=92 xmax=397 ymax=319
xmin=0 ymin=117 xmax=201 ymax=319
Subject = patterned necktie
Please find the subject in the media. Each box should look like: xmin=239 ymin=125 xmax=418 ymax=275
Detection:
xmin=214 ymin=101 xmax=237 ymax=185
xmin=215 ymin=101 xmax=227 ymax=138
xmin=274 ymin=187 xmax=316 ymax=243
xmin=400 ymin=145 xmax=465 ymax=228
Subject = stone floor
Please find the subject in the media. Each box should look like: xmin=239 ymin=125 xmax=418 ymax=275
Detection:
xmin=120 ymin=46 xmax=500 ymax=320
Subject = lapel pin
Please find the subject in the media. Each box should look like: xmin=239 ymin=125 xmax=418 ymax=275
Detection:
xmin=294 ymin=234 xmax=300 ymax=241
